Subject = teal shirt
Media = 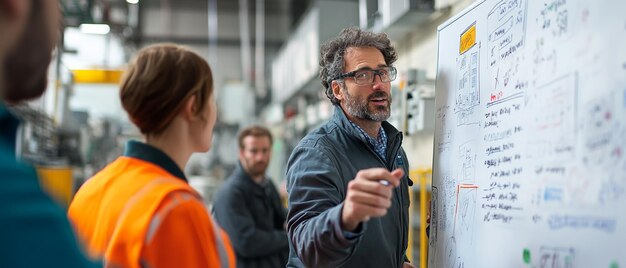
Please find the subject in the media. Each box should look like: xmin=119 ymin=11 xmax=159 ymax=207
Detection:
xmin=0 ymin=104 xmax=100 ymax=267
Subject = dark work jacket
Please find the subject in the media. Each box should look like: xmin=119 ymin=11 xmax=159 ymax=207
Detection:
xmin=286 ymin=105 xmax=411 ymax=268
xmin=212 ymin=162 xmax=289 ymax=268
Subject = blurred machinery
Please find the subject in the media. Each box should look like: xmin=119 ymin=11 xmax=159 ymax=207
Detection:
xmin=408 ymin=168 xmax=432 ymax=268
xmin=9 ymin=105 xmax=74 ymax=207
xmin=9 ymin=101 xmax=125 ymax=208
xmin=389 ymin=68 xmax=435 ymax=136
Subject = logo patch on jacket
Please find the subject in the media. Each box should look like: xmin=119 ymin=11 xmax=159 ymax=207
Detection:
xmin=395 ymin=154 xmax=413 ymax=186
xmin=395 ymin=154 xmax=404 ymax=168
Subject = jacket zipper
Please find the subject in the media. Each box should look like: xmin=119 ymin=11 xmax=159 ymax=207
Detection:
xmin=388 ymin=132 xmax=407 ymax=267
xmin=356 ymin=129 xmax=407 ymax=266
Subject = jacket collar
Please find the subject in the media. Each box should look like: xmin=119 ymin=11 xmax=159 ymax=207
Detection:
xmin=331 ymin=104 xmax=401 ymax=145
xmin=231 ymin=161 xmax=267 ymax=194
xmin=123 ymin=140 xmax=187 ymax=182
xmin=0 ymin=104 xmax=20 ymax=155
xmin=330 ymin=104 xmax=410 ymax=185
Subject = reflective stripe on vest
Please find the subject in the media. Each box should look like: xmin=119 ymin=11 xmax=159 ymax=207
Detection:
xmin=106 ymin=178 xmax=185 ymax=268
xmin=210 ymin=218 xmax=230 ymax=268
xmin=137 ymin=179 xmax=231 ymax=268
xmin=145 ymin=191 xmax=191 ymax=243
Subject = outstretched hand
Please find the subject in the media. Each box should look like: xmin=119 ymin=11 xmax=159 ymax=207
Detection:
xmin=341 ymin=168 xmax=404 ymax=231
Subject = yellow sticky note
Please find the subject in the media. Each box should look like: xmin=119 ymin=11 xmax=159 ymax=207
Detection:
xmin=460 ymin=23 xmax=477 ymax=55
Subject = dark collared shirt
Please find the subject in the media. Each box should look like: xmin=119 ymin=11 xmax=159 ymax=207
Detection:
xmin=124 ymin=140 xmax=187 ymax=182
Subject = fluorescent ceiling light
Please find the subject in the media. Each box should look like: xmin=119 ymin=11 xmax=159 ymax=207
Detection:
xmin=126 ymin=0 xmax=139 ymax=4
xmin=79 ymin=24 xmax=110 ymax=35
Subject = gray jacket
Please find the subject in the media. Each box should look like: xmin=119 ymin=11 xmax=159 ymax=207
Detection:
xmin=213 ymin=162 xmax=289 ymax=268
xmin=286 ymin=105 xmax=411 ymax=268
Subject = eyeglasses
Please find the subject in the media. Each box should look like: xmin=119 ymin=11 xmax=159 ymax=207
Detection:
xmin=330 ymin=66 xmax=397 ymax=85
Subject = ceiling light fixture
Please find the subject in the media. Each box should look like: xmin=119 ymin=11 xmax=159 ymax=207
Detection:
xmin=79 ymin=24 xmax=111 ymax=35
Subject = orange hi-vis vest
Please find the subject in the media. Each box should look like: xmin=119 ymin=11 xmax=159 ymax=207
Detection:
xmin=68 ymin=156 xmax=236 ymax=268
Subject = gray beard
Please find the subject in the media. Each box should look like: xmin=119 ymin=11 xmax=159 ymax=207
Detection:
xmin=344 ymin=90 xmax=391 ymax=122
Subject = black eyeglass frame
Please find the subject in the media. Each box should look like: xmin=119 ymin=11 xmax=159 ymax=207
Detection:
xmin=328 ymin=66 xmax=398 ymax=85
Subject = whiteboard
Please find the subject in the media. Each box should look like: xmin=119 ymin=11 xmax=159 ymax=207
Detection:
xmin=431 ymin=0 xmax=626 ymax=267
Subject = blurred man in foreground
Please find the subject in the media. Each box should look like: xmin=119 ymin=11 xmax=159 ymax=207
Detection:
xmin=0 ymin=0 xmax=99 ymax=267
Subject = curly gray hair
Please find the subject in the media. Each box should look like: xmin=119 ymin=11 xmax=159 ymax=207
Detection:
xmin=319 ymin=27 xmax=397 ymax=105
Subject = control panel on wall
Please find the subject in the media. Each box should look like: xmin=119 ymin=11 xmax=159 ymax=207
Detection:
xmin=406 ymin=89 xmax=435 ymax=135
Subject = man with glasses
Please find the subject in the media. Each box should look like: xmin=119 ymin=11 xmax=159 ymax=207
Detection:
xmin=285 ymin=27 xmax=415 ymax=267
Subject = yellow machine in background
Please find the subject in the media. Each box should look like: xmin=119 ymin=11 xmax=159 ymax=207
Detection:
xmin=408 ymin=168 xmax=432 ymax=268
xmin=37 ymin=166 xmax=74 ymax=209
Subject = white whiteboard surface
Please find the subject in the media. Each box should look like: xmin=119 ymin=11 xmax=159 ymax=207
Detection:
xmin=430 ymin=0 xmax=626 ymax=267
